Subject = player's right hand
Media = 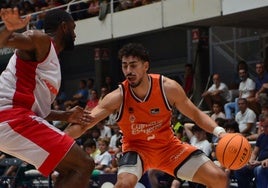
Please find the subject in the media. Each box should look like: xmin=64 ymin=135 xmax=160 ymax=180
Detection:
xmin=0 ymin=8 xmax=31 ymax=31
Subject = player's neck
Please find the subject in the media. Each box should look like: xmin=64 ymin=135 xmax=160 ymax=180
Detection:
xmin=130 ymin=75 xmax=151 ymax=101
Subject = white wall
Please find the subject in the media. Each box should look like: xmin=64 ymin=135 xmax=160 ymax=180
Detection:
xmin=222 ymin=0 xmax=268 ymax=15
xmin=75 ymin=15 xmax=112 ymax=44
xmin=112 ymin=3 xmax=162 ymax=38
xmin=75 ymin=0 xmax=222 ymax=45
xmin=163 ymin=0 xmax=221 ymax=27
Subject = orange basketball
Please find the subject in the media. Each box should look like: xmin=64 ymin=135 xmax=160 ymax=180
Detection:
xmin=216 ymin=133 xmax=251 ymax=170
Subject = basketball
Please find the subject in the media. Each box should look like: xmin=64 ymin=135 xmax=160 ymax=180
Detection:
xmin=216 ymin=133 xmax=251 ymax=170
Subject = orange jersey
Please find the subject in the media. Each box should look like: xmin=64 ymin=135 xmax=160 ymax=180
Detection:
xmin=117 ymin=74 xmax=197 ymax=175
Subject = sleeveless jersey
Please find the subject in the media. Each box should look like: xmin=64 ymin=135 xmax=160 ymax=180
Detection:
xmin=0 ymin=41 xmax=61 ymax=118
xmin=0 ymin=42 xmax=74 ymax=177
xmin=117 ymin=74 xmax=174 ymax=150
xmin=117 ymin=74 xmax=197 ymax=175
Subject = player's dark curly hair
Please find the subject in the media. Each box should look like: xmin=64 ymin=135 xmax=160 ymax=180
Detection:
xmin=43 ymin=9 xmax=73 ymax=34
xmin=118 ymin=43 xmax=150 ymax=63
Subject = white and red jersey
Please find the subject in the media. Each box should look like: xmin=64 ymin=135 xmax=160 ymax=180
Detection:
xmin=0 ymin=42 xmax=74 ymax=177
xmin=0 ymin=41 xmax=60 ymax=118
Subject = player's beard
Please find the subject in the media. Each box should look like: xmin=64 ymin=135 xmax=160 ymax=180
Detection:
xmin=63 ymin=31 xmax=74 ymax=51
xmin=129 ymin=79 xmax=142 ymax=88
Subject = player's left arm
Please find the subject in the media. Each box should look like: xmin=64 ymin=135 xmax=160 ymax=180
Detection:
xmin=163 ymin=77 xmax=225 ymax=136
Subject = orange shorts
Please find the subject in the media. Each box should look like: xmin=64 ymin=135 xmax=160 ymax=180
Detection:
xmin=124 ymin=136 xmax=197 ymax=176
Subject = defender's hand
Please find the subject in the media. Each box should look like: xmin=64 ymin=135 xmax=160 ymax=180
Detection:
xmin=67 ymin=106 xmax=93 ymax=125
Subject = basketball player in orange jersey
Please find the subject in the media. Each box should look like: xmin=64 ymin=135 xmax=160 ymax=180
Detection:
xmin=0 ymin=8 xmax=94 ymax=187
xmin=66 ymin=43 xmax=228 ymax=187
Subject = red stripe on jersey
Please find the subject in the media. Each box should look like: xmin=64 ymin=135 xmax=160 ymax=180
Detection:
xmin=13 ymin=58 xmax=38 ymax=109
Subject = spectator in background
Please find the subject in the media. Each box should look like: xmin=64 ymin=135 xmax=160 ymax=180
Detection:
xmin=71 ymin=1 xmax=89 ymax=20
xmin=202 ymin=74 xmax=231 ymax=111
xmin=83 ymin=138 xmax=100 ymax=161
xmin=235 ymin=98 xmax=256 ymax=137
xmin=224 ymin=68 xmax=255 ymax=119
xmin=184 ymin=123 xmax=212 ymax=157
xmin=133 ymin=0 xmax=142 ymax=7
xmin=31 ymin=0 xmax=48 ymax=9
xmin=210 ymin=102 xmax=226 ymax=121
xmin=64 ymin=79 xmax=89 ymax=109
xmin=119 ymin=0 xmax=134 ymax=10
xmin=98 ymin=85 xmax=109 ymax=104
xmin=34 ymin=6 xmax=46 ymax=29
xmin=45 ymin=0 xmax=64 ymax=9
xmin=104 ymin=75 xmax=116 ymax=92
xmin=97 ymin=119 xmax=112 ymax=139
xmin=91 ymin=127 xmax=101 ymax=144
xmin=92 ymin=138 xmax=112 ymax=176
xmin=78 ymin=127 xmax=101 ymax=147
xmin=170 ymin=119 xmax=187 ymax=188
xmin=254 ymin=62 xmax=268 ymax=107
xmin=230 ymin=60 xmax=249 ymax=90
xmin=87 ymin=78 xmax=95 ymax=100
xmin=224 ymin=119 xmax=240 ymax=134
xmin=246 ymin=62 xmax=268 ymax=116
xmin=183 ymin=64 xmax=194 ymax=97
xmin=104 ymin=136 xmax=123 ymax=174
xmin=234 ymin=112 xmax=268 ymax=188
xmin=86 ymin=89 xmax=99 ymax=111
xmin=87 ymin=0 xmax=99 ymax=17
xmin=106 ymin=111 xmax=118 ymax=127
xmin=133 ymin=0 xmax=155 ymax=6
xmin=7 ymin=0 xmax=20 ymax=8
xmin=256 ymin=82 xmax=268 ymax=104
xmin=254 ymin=62 xmax=268 ymax=96
xmin=118 ymin=0 xmax=133 ymax=10
xmin=184 ymin=123 xmax=212 ymax=188
xmin=55 ymin=86 xmax=67 ymax=107
xmin=108 ymin=123 xmax=122 ymax=153
xmin=246 ymin=113 xmax=266 ymax=141
xmin=20 ymin=0 xmax=35 ymax=16
xmin=172 ymin=115 xmax=187 ymax=142
xmin=51 ymin=100 xmax=68 ymax=130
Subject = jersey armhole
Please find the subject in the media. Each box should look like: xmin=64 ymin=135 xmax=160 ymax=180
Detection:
xmin=160 ymin=75 xmax=173 ymax=111
xmin=115 ymin=84 xmax=124 ymax=122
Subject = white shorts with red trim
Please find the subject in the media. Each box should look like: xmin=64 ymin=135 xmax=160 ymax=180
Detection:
xmin=0 ymin=108 xmax=75 ymax=177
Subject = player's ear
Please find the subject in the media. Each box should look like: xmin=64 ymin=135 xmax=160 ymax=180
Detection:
xmin=59 ymin=21 xmax=68 ymax=33
xmin=144 ymin=61 xmax=149 ymax=72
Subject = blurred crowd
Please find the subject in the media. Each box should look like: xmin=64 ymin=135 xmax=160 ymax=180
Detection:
xmin=0 ymin=0 xmax=161 ymax=29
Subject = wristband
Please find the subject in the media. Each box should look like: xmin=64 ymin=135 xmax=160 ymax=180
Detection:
xmin=213 ymin=126 xmax=226 ymax=137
